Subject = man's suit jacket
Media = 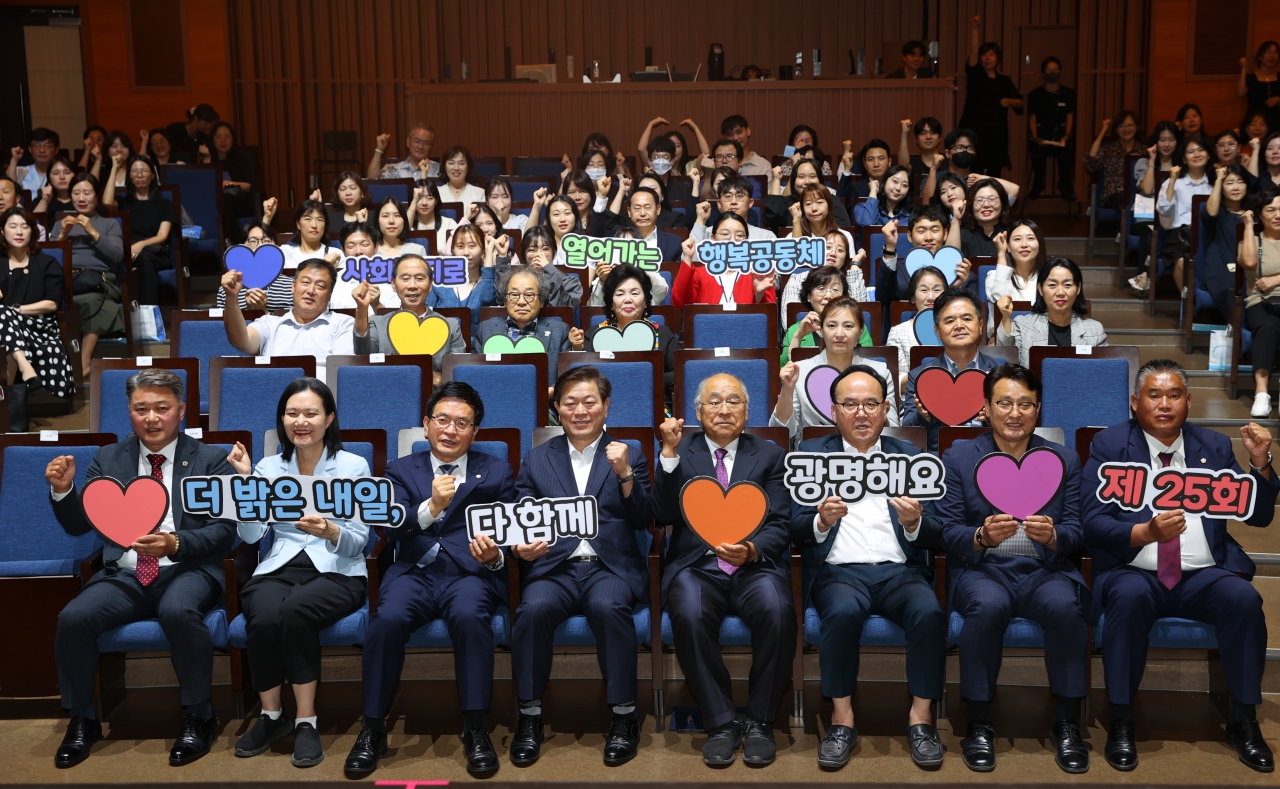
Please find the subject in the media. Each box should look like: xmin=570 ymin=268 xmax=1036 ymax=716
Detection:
xmin=654 ymin=230 xmax=683 ymax=263
xmin=51 ymin=433 xmax=237 ymax=584
xmin=937 ymin=432 xmax=1088 ymax=598
xmin=652 ymin=431 xmax=790 ymax=604
xmin=789 ymin=433 xmax=945 ymax=606
xmin=384 ymin=448 xmax=517 ymax=598
xmin=515 ymin=432 xmax=653 ymax=600
xmin=1081 ymin=419 xmax=1278 ymax=580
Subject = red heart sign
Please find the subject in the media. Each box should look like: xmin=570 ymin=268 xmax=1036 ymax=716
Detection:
xmin=81 ymin=476 xmax=169 ymax=548
xmin=916 ymin=367 xmax=988 ymax=426
xmin=679 ymin=477 xmax=768 ymax=548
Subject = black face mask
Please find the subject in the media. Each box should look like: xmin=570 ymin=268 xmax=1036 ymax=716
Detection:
xmin=952 ymin=151 xmax=977 ymax=169
xmin=1044 ymin=72 xmax=1061 ymax=84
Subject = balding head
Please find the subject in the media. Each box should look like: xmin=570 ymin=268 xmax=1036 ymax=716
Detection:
xmin=695 ymin=374 xmax=748 ymax=445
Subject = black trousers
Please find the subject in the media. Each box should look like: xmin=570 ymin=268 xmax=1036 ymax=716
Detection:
xmin=1246 ymin=301 xmax=1280 ymax=376
xmin=239 ymin=553 xmax=366 ymax=692
xmin=133 ymin=245 xmax=172 ymax=304
xmin=811 ymin=562 xmax=945 ymax=701
xmin=667 ymin=555 xmax=797 ymax=730
xmin=512 ymin=560 xmax=639 ymax=706
xmin=1029 ymin=142 xmax=1074 ymax=196
xmin=56 ymin=564 xmax=222 ymax=710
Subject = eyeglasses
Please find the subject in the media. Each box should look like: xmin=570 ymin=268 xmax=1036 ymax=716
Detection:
xmin=29 ymin=142 xmax=56 ymax=151
xmin=811 ymin=285 xmax=843 ymax=296
xmin=719 ymin=190 xmax=749 ymax=200
xmin=713 ymin=153 xmax=739 ymax=163
xmin=950 ymin=144 xmax=975 ymax=153
xmin=245 ymin=236 xmax=267 ymax=247
xmin=410 ymin=137 xmax=432 ymax=147
xmin=506 ymin=291 xmax=540 ymax=303
xmin=428 ymin=414 xmax=473 ymax=431
xmin=993 ymin=399 xmax=1038 ymax=413
xmin=697 ymin=397 xmax=746 ymax=411
xmin=972 ymin=197 xmax=1001 ymax=207
xmin=836 ymin=400 xmax=883 ymax=414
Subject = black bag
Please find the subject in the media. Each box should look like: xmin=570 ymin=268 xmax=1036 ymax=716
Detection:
xmin=71 ymin=268 xmax=106 ymax=295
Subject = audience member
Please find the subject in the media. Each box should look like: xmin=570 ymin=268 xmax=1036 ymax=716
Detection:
xmin=409 ymin=181 xmax=457 ymax=233
xmin=165 ymin=104 xmax=219 ymax=158
xmin=50 ymin=173 xmax=125 ymax=374
xmin=887 ymin=265 xmax=948 ymax=388
xmin=483 ymin=176 xmax=527 ymax=231
xmin=960 ymin=178 xmax=1012 ymax=263
xmin=102 ymin=154 xmax=176 ymax=306
xmin=375 ymin=197 xmax=427 ymax=259
xmin=1026 ymin=56 xmax=1076 ymax=200
xmin=102 ymin=132 xmax=136 ymax=189
xmin=475 ymin=266 xmax=576 ymax=378
xmin=674 ymin=213 xmax=776 ymax=307
xmin=1242 ymin=188 xmax=1280 ymax=416
xmin=836 ymin=138 xmax=892 ymax=201
xmin=202 ymin=122 xmax=256 ymax=228
xmin=215 ymin=222 xmax=292 ymax=311
xmin=585 ymin=263 xmax=679 ymax=400
xmin=368 ymin=124 xmax=440 ymax=180
xmin=7 ymin=126 xmax=59 ymax=200
xmin=1237 ymin=42 xmax=1280 ymax=131
xmin=1084 ymin=111 xmax=1143 ymax=209
xmin=765 ymin=159 xmax=851 ymax=229
xmin=315 ymin=171 xmax=371 ymax=227
xmin=33 ymin=156 xmax=77 ymax=217
xmin=780 ymin=125 xmax=833 ymax=176
xmin=887 ymin=40 xmax=936 ymax=79
xmin=77 ymin=125 xmax=105 ymax=176
xmin=721 ymin=115 xmax=770 ymax=175
xmin=637 ymin=117 xmax=708 ymax=176
xmin=1200 ymin=164 xmax=1251 ymax=321
xmin=140 ymin=127 xmax=187 ymax=166
xmin=1136 ymin=121 xmax=1181 ymax=196
xmin=853 ymin=164 xmax=913 ymax=228
xmin=984 ymin=219 xmax=1047 ymax=319
xmin=330 ymin=221 xmax=385 ymax=309
xmin=351 ymin=254 xmax=465 ymax=385
xmin=899 ymin=117 xmax=947 ymax=182
xmin=996 ymin=257 xmax=1108 ymax=366
xmin=879 ymin=206 xmax=968 ymax=303
xmin=514 ymin=224 xmax=587 ymax=308
xmin=1155 ymin=135 xmax=1213 ymax=290
xmin=426 ymin=225 xmax=497 ymax=335
xmin=960 ymin=15 xmax=1023 ymax=175
xmin=780 ymin=232 xmax=868 ymax=336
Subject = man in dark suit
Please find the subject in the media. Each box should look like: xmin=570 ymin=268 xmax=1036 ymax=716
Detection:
xmin=626 ymin=186 xmax=684 ymax=261
xmin=1082 ymin=359 xmax=1276 ymax=773
xmin=45 ymin=369 xmax=236 ymax=768
xmin=901 ymin=288 xmax=1002 ymax=454
xmin=509 ymin=365 xmax=653 ymax=767
xmin=791 ymin=365 xmax=946 ymax=770
xmin=652 ymin=373 xmax=794 ymax=767
xmin=936 ymin=364 xmax=1090 ymax=774
xmin=344 ymin=382 xmax=516 ymax=778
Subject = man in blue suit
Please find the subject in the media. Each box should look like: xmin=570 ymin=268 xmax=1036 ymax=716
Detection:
xmin=901 ymin=288 xmax=1003 ymax=453
xmin=46 ymin=369 xmax=236 ymax=768
xmin=509 ymin=365 xmax=653 ymax=767
xmin=791 ymin=365 xmax=946 ymax=770
xmin=937 ymin=364 xmax=1091 ymax=774
xmin=345 ymin=382 xmax=516 ymax=778
xmin=652 ymin=373 xmax=795 ymax=768
xmin=1082 ymin=359 xmax=1276 ymax=773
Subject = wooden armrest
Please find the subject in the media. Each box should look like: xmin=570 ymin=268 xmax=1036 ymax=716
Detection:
xmin=79 ymin=547 xmax=103 ymax=586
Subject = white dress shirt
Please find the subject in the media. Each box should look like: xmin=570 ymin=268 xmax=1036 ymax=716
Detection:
xmin=661 ymin=436 xmax=740 ymax=555
xmin=248 ymin=308 xmax=356 ymax=385
xmin=1129 ymin=431 xmax=1215 ymax=572
xmin=417 ymin=453 xmax=468 ymax=528
xmin=569 ymin=435 xmax=605 ymax=558
xmin=1155 ymin=172 xmax=1212 ymax=229
xmin=812 ymin=439 xmax=911 ymax=564
xmin=53 ymin=439 xmax=179 ymax=570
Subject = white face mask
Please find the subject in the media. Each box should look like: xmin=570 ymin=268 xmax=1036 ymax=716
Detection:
xmin=585 ymin=167 xmax=607 ymax=181
xmin=649 ymin=157 xmax=673 ymax=175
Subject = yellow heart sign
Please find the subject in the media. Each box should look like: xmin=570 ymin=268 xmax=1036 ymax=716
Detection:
xmin=386 ymin=311 xmax=450 ymax=356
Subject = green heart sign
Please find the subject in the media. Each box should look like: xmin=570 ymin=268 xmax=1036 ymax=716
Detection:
xmin=482 ymin=335 xmax=546 ymax=354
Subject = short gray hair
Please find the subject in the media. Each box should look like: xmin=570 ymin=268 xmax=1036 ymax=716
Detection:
xmin=409 ymin=123 xmax=436 ymax=139
xmin=694 ymin=373 xmax=750 ymax=409
xmin=126 ymin=368 xmax=185 ymax=402
xmin=1133 ymin=358 xmax=1187 ymax=395
xmin=498 ymin=265 xmax=551 ymax=303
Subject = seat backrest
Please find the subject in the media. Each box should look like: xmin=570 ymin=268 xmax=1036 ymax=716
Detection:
xmin=0 ymin=441 xmax=108 ymax=563
xmin=94 ymin=365 xmax=193 ymax=440
xmin=172 ymin=316 xmax=250 ymax=413
xmin=688 ymin=310 xmax=775 ymax=350
xmin=213 ymin=365 xmax=309 ymax=462
xmin=512 ymin=158 xmax=566 ymax=177
xmin=366 ymin=178 xmax=413 ymax=204
xmin=976 ymin=265 xmax=998 ymax=303
xmin=1039 ymin=357 xmax=1130 ymax=447
xmin=331 ymin=359 xmax=428 ymax=463
xmin=448 ymin=361 xmax=544 ymax=457
xmin=161 ymin=165 xmax=221 ymax=241
xmin=563 ymin=354 xmax=662 ymax=427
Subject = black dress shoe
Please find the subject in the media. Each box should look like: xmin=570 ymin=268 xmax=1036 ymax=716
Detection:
xmin=55 ymin=716 xmax=102 ymax=768
xmin=1104 ymin=718 xmax=1137 ymax=771
xmin=908 ymin=723 xmax=944 ymax=768
xmin=462 ymin=726 xmax=499 ymax=775
xmin=817 ymin=724 xmax=856 ymax=769
xmin=1051 ymin=719 xmax=1090 ymax=774
xmin=703 ymin=721 xmax=743 ymax=766
xmin=742 ymin=719 xmax=776 ymax=766
xmin=603 ymin=714 xmax=640 ymax=766
xmin=1225 ymin=719 xmax=1275 ymax=773
xmin=343 ymin=725 xmax=387 ymax=776
xmin=170 ymin=714 xmax=216 ymax=766
xmin=509 ymin=713 xmax=543 ymax=766
xmin=960 ymin=721 xmax=996 ymax=772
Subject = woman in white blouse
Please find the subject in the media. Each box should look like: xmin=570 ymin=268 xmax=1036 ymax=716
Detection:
xmin=886 ymin=266 xmax=947 ymax=391
xmin=374 ymin=197 xmax=427 ymax=260
xmin=984 ymin=218 xmax=1046 ymax=330
xmin=439 ymin=146 xmax=486 ymax=214
xmin=408 ymin=182 xmax=457 ymax=234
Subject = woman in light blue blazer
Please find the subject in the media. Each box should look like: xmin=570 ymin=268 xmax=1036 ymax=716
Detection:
xmin=228 ymin=378 xmax=370 ymax=768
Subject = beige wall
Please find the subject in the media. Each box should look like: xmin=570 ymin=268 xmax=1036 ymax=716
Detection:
xmin=23 ymin=24 xmax=87 ymax=150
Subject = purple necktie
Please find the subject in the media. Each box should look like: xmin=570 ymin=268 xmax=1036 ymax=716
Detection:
xmin=714 ymin=448 xmax=738 ymax=575
xmin=1156 ymin=451 xmax=1182 ymax=590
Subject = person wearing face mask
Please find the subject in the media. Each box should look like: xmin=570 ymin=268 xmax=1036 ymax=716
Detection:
xmin=585 ymin=263 xmax=680 ymax=402
xmin=1084 ymin=111 xmax=1143 ymax=210
xmin=51 ymin=172 xmax=125 ymax=374
xmin=959 ymin=15 xmax=1024 ymax=176
xmin=1026 ymin=56 xmax=1076 ymax=200
xmin=773 ymin=298 xmax=900 ymax=443
xmin=923 ymin=130 xmax=1022 ymax=204
xmin=985 ymin=219 xmax=1047 ymax=327
xmin=1155 ymin=135 xmax=1214 ymax=291
xmin=641 ymin=136 xmax=692 ymax=203
xmin=996 ymin=257 xmax=1108 ymax=367
xmin=886 ymin=266 xmax=948 ymax=389
xmin=351 ymin=254 xmax=465 ymax=385
xmin=102 ymin=154 xmax=176 ymax=306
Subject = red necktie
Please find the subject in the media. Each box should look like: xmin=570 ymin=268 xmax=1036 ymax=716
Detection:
xmin=136 ymin=453 xmax=165 ymax=586
xmin=1156 ymin=451 xmax=1181 ymax=590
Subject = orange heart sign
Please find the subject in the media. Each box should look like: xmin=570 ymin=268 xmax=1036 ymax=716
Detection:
xmin=679 ymin=476 xmax=768 ymax=548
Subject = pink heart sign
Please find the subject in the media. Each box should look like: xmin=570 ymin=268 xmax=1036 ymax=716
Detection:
xmin=803 ymin=365 xmax=841 ymax=425
xmin=82 ymin=476 xmax=169 ymax=548
xmin=973 ymin=447 xmax=1066 ymax=520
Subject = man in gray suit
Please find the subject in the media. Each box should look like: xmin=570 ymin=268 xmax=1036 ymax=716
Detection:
xmin=46 ymin=369 xmax=237 ymax=768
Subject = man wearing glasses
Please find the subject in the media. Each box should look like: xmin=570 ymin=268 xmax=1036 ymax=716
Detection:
xmin=790 ymin=364 xmax=946 ymax=770
xmin=652 ymin=373 xmax=794 ymax=767
xmin=7 ymin=127 xmax=60 ymax=201
xmin=935 ymin=364 xmax=1090 ymax=774
xmin=367 ymin=123 xmax=441 ymax=180
xmin=346 ymin=381 xmax=516 ymax=778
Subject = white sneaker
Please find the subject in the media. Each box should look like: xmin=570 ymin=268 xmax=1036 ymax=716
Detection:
xmin=1251 ymin=393 xmax=1272 ymax=418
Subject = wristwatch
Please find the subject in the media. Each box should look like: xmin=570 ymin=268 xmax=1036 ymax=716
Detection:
xmin=1250 ymin=451 xmax=1273 ymax=471
xmin=975 ymin=525 xmax=987 ymax=548
xmin=617 ymin=472 xmax=636 ymax=484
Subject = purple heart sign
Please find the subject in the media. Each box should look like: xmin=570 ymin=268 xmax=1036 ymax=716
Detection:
xmin=803 ymin=365 xmax=841 ymax=425
xmin=223 ymin=244 xmax=286 ymax=291
xmin=973 ymin=447 xmax=1066 ymax=520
